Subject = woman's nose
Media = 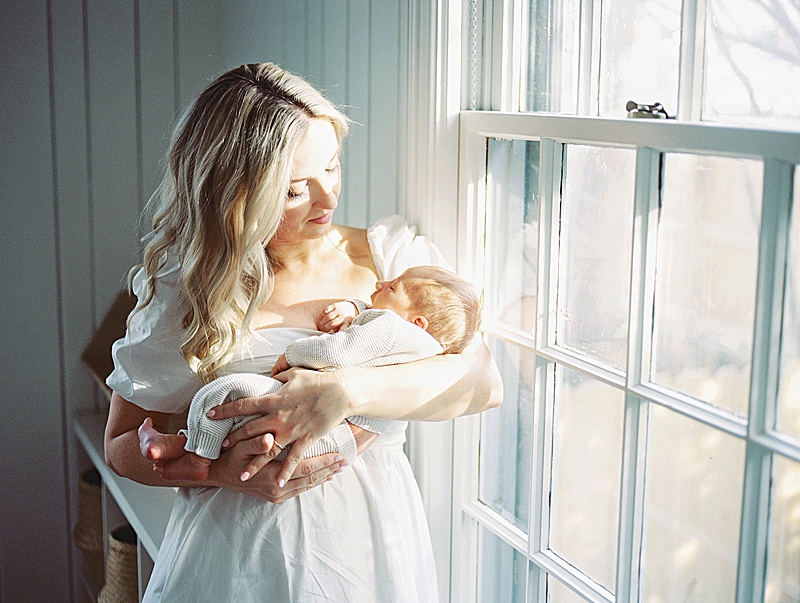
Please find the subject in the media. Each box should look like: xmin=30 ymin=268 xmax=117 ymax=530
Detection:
xmin=309 ymin=177 xmax=339 ymax=208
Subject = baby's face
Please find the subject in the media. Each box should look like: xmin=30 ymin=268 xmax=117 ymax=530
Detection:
xmin=370 ymin=271 xmax=418 ymax=320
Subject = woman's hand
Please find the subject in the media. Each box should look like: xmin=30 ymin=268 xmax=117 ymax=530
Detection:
xmin=106 ymin=393 xmax=347 ymax=502
xmin=208 ymin=431 xmax=348 ymax=503
xmin=208 ymin=367 xmax=355 ymax=487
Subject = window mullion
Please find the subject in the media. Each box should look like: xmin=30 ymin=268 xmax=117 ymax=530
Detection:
xmin=678 ymin=0 xmax=706 ymax=121
xmin=528 ymin=137 xmax=562 ymax=599
xmin=536 ymin=137 xmax=562 ymax=351
xmin=490 ymin=0 xmax=524 ymax=111
xmin=735 ymin=158 xmax=794 ymax=603
xmin=577 ymin=0 xmax=600 ymax=116
xmin=626 ymin=147 xmax=661 ymax=389
xmin=614 ymin=146 xmax=662 ymax=603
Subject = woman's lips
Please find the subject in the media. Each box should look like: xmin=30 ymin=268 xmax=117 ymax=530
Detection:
xmin=310 ymin=212 xmax=333 ymax=224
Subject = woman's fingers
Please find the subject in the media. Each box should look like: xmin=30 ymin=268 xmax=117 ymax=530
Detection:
xmin=274 ymin=437 xmax=314 ymax=487
xmin=207 ymin=394 xmax=268 ymax=419
xmin=238 ymin=433 xmax=278 ymax=481
xmin=240 ymin=454 xmax=347 ymax=504
xmin=222 ymin=416 xmax=281 ymax=448
xmin=271 ymin=454 xmax=348 ymax=502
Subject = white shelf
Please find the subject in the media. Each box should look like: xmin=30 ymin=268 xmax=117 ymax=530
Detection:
xmin=74 ymin=411 xmax=176 ymax=560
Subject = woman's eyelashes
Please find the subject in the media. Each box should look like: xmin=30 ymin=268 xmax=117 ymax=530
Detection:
xmin=286 ymin=161 xmax=340 ymax=200
xmin=287 ymin=183 xmax=309 ymax=201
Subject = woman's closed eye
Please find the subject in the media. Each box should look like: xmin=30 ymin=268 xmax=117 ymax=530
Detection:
xmin=287 ymin=184 xmax=309 ymax=200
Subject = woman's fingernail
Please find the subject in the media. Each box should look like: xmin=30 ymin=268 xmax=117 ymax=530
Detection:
xmin=333 ymin=455 xmax=344 ymax=463
xmin=278 ymin=479 xmax=286 ymax=488
xmin=339 ymin=460 xmax=349 ymax=468
xmin=240 ymin=471 xmax=251 ymax=481
xmin=222 ymin=439 xmax=229 ymax=447
xmin=206 ymin=409 xmax=215 ymax=417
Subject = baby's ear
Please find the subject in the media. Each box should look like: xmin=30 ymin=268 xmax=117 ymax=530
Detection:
xmin=411 ymin=315 xmax=429 ymax=331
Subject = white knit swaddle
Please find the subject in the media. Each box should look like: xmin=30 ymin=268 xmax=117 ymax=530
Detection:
xmin=183 ymin=373 xmax=358 ymax=464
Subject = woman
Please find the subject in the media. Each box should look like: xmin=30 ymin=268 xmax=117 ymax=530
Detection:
xmin=104 ymin=62 xmax=502 ymax=602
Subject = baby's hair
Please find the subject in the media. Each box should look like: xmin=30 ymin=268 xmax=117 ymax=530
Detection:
xmin=403 ymin=266 xmax=482 ymax=354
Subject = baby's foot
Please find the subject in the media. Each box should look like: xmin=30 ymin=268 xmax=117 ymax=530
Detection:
xmin=153 ymin=453 xmax=211 ymax=482
xmin=138 ymin=417 xmax=187 ymax=461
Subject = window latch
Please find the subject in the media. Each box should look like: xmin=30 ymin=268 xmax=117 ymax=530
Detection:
xmin=626 ymin=100 xmax=672 ymax=119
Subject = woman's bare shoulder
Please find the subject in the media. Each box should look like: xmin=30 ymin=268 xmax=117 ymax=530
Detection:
xmin=331 ymin=223 xmax=371 ymax=259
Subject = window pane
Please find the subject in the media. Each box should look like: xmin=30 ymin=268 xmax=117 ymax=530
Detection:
xmin=598 ymin=0 xmax=681 ymax=118
xmin=480 ymin=336 xmax=535 ymax=530
xmin=643 ymin=405 xmax=745 ymax=603
xmin=703 ymin=0 xmax=800 ymax=130
xmin=556 ymin=145 xmax=635 ymax=370
xmin=526 ymin=0 xmax=580 ymax=113
xmin=478 ymin=527 xmax=528 ymax=603
xmin=550 ymin=366 xmax=624 ymax=591
xmin=766 ymin=456 xmax=800 ymax=603
xmin=651 ymin=154 xmax=763 ymax=416
xmin=779 ymin=170 xmax=800 ymax=440
xmin=548 ymin=577 xmax=588 ymax=603
xmin=486 ymin=138 xmax=540 ymax=335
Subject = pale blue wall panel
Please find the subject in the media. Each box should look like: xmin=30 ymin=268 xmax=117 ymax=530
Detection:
xmin=320 ymin=0 xmax=348 ymax=108
xmin=282 ymin=1 xmax=308 ymax=76
xmin=51 ymin=0 xmax=94 ymax=410
xmin=86 ymin=0 xmax=141 ymax=314
xmin=139 ymin=0 xmax=179 ymax=215
xmin=368 ymin=1 xmax=401 ymax=224
xmin=219 ymin=0 xmax=283 ymax=67
xmin=305 ymin=0 xmax=323 ymax=85
xmin=177 ymin=0 xmax=225 ymax=111
xmin=0 ymin=1 xmax=72 ymax=600
xmin=344 ymin=0 xmax=371 ymax=228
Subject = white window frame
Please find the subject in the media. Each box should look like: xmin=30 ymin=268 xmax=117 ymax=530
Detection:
xmin=401 ymin=1 xmax=800 ymax=601
xmin=451 ymin=110 xmax=800 ymax=602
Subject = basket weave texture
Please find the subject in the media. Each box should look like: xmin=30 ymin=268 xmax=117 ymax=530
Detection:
xmin=98 ymin=525 xmax=139 ymax=603
xmin=73 ymin=468 xmax=104 ymax=585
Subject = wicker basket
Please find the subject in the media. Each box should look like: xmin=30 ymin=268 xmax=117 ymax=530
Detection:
xmin=73 ymin=468 xmax=105 ymax=585
xmin=98 ymin=525 xmax=139 ymax=603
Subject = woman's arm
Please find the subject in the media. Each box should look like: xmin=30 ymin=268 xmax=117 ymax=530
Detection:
xmin=104 ymin=392 xmax=348 ymax=502
xmin=212 ymin=337 xmax=503 ymax=485
xmin=343 ymin=337 xmax=502 ymax=421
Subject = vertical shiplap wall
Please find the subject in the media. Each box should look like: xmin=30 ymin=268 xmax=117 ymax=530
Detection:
xmin=0 ymin=1 xmax=407 ymax=600
xmin=0 ymin=2 xmax=69 ymax=602
xmin=0 ymin=1 xmax=224 ymax=600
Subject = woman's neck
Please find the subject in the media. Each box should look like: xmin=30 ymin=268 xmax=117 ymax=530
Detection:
xmin=268 ymin=235 xmax=331 ymax=274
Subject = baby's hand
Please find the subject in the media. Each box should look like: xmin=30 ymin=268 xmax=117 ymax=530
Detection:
xmin=316 ymin=301 xmax=359 ymax=333
xmin=270 ymin=353 xmax=291 ymax=377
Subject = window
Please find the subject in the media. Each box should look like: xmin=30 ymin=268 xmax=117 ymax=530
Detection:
xmin=450 ymin=1 xmax=800 ymax=602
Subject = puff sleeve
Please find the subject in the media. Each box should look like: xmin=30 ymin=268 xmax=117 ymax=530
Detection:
xmin=367 ymin=215 xmax=453 ymax=279
xmin=105 ymin=255 xmax=203 ymax=413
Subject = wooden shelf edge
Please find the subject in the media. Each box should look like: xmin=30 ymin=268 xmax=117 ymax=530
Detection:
xmin=73 ymin=410 xmax=176 ymax=560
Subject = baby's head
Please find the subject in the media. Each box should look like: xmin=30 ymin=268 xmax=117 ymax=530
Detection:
xmin=371 ymin=266 xmax=482 ymax=354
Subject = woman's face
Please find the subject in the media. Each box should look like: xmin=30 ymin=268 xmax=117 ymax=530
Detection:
xmin=272 ymin=118 xmax=341 ymax=245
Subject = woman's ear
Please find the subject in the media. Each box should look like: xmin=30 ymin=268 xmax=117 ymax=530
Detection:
xmin=411 ymin=315 xmax=429 ymax=331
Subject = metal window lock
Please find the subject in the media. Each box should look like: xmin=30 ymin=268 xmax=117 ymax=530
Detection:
xmin=626 ymin=100 xmax=672 ymax=119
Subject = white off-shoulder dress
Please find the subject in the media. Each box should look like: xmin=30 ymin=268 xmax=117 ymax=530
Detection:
xmin=106 ymin=216 xmax=448 ymax=603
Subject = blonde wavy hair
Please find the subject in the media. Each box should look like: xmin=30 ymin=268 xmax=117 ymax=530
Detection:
xmin=133 ymin=62 xmax=349 ymax=382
